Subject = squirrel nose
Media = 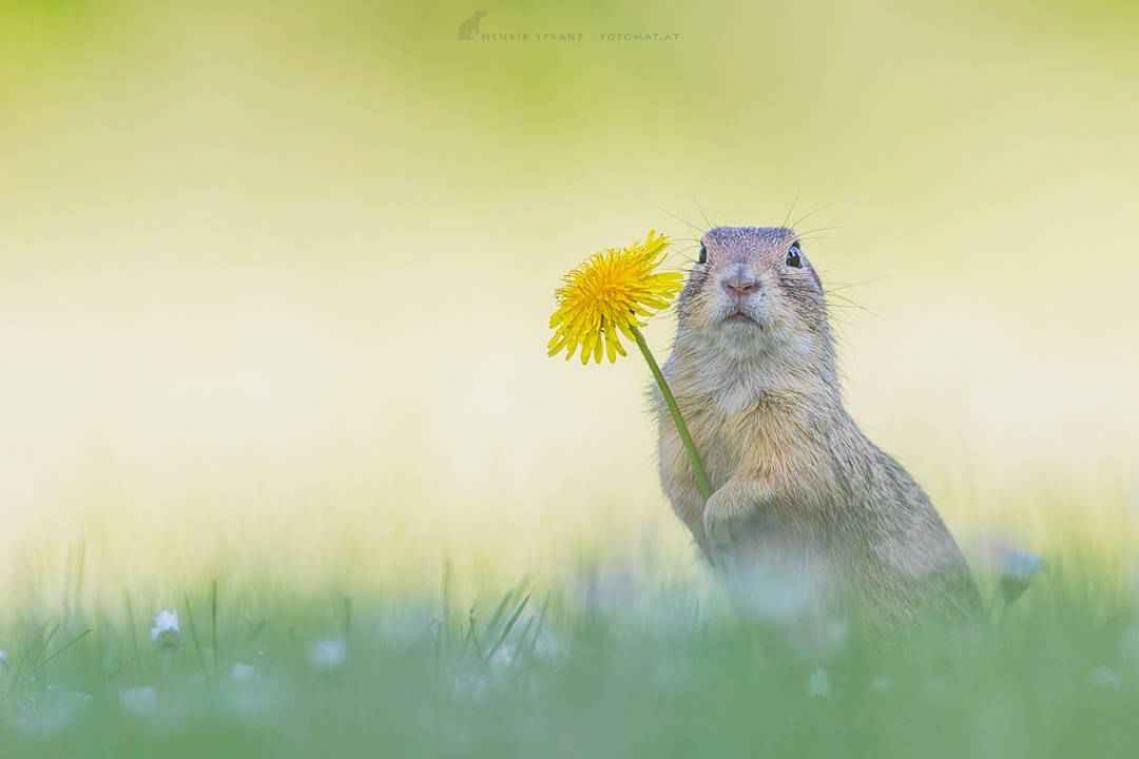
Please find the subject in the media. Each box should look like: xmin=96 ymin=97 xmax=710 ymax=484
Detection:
xmin=722 ymin=274 xmax=760 ymax=297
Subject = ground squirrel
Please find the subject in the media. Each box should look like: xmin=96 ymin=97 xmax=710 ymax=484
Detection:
xmin=655 ymin=226 xmax=980 ymax=624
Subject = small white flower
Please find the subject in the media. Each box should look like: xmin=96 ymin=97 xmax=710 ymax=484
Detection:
xmin=791 ymin=616 xmax=849 ymax=661
xmin=487 ymin=642 xmax=518 ymax=669
xmin=727 ymin=560 xmax=825 ymax=624
xmin=998 ymin=547 xmax=1043 ymax=602
xmin=0 ymin=649 xmax=9 ymax=668
xmin=1090 ymin=666 xmax=1123 ymax=689
xmin=974 ymin=536 xmax=1043 ymax=603
xmin=309 ymin=638 xmax=347 ymax=670
xmin=149 ymin=609 xmax=181 ymax=648
xmin=119 ymin=686 xmax=159 ymax=717
xmin=230 ymin=663 xmax=257 ymax=682
xmin=808 ymin=667 xmax=831 ymax=698
xmin=451 ymin=670 xmax=494 ymax=701
xmin=15 ymin=688 xmax=92 ymax=736
xmin=530 ymin=628 xmax=568 ymax=661
xmin=1000 ymin=548 xmax=1043 ymax=581
xmin=868 ymin=675 xmax=893 ymax=693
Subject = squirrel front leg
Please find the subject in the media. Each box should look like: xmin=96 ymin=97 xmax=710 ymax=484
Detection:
xmin=703 ymin=475 xmax=778 ymax=559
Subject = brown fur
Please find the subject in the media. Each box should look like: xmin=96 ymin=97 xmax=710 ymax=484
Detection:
xmin=654 ymin=226 xmax=980 ymax=624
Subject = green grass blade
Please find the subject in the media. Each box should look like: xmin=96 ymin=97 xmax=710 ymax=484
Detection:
xmin=484 ymin=593 xmax=530 ymax=664
xmin=38 ymin=628 xmax=91 ymax=669
xmin=210 ymin=579 xmax=219 ymax=675
xmin=183 ymin=594 xmax=210 ymax=681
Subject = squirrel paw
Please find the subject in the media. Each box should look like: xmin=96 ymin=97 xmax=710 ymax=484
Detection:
xmin=702 ymin=479 xmax=773 ymax=558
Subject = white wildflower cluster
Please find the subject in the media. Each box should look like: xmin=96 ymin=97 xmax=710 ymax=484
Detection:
xmin=868 ymin=675 xmax=893 ymax=693
xmin=149 ymin=609 xmax=181 ymax=649
xmin=725 ymin=559 xmax=849 ymax=661
xmin=14 ymin=687 xmax=93 ymax=737
xmin=807 ymin=668 xmax=831 ymax=698
xmin=997 ymin=546 xmax=1043 ymax=603
xmin=309 ymin=638 xmax=347 ymax=670
xmin=230 ymin=663 xmax=257 ymax=682
xmin=972 ymin=535 xmax=1043 ymax=604
xmin=120 ymin=686 xmax=159 ymax=717
xmin=1090 ymin=666 xmax=1123 ymax=690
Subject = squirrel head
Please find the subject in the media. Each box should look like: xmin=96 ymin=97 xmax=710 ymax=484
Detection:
xmin=675 ymin=226 xmax=835 ymax=390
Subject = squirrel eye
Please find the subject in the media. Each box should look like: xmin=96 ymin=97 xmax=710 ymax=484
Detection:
xmin=786 ymin=242 xmax=802 ymax=268
xmin=698 ymin=243 xmax=707 ymax=264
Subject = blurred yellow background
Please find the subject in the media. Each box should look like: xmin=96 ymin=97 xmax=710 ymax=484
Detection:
xmin=1 ymin=0 xmax=1137 ymax=604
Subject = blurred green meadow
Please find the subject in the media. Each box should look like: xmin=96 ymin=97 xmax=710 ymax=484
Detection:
xmin=6 ymin=566 xmax=1139 ymax=756
xmin=1 ymin=0 xmax=1138 ymax=753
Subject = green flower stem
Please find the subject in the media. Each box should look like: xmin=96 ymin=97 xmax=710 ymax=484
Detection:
xmin=631 ymin=325 xmax=712 ymax=500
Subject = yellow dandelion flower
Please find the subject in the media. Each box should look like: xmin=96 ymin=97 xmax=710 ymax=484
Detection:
xmin=547 ymin=230 xmax=683 ymax=364
xmin=545 ymin=227 xmax=710 ymax=498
